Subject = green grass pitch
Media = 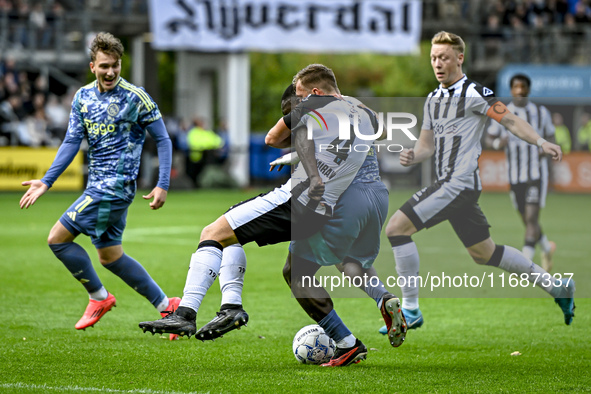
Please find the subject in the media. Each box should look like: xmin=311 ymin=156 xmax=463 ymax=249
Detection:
xmin=1 ymin=189 xmax=589 ymax=393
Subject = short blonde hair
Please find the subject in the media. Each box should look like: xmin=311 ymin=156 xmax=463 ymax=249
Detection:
xmin=431 ymin=31 xmax=465 ymax=54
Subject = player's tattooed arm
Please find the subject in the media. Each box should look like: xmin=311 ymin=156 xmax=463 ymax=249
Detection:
xmin=500 ymin=112 xmax=539 ymax=144
xmin=500 ymin=116 xmax=515 ymax=127
xmin=293 ymin=127 xmax=324 ymax=201
xmin=500 ymin=112 xmax=563 ymax=161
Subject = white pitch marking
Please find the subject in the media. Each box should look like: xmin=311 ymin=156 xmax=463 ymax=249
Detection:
xmin=0 ymin=382 xmax=205 ymax=394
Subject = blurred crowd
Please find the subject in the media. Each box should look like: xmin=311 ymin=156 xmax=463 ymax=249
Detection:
xmin=0 ymin=0 xmax=66 ymax=50
xmin=478 ymin=0 xmax=591 ymax=63
xmin=0 ymin=55 xmax=72 ymax=147
xmin=481 ymin=0 xmax=591 ymax=27
xmin=0 ymin=0 xmax=149 ymax=51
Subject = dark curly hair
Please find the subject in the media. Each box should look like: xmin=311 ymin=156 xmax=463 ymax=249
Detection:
xmin=510 ymin=73 xmax=531 ymax=88
xmin=281 ymin=84 xmax=298 ymax=115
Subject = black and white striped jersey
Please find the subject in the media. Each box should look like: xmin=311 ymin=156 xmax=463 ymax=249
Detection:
xmin=487 ymin=101 xmax=555 ymax=185
xmin=422 ymin=75 xmax=498 ymax=190
xmin=284 ymin=95 xmax=378 ymax=216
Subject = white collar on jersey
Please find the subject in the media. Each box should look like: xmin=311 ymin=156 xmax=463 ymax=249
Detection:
xmin=440 ymin=74 xmax=467 ymax=92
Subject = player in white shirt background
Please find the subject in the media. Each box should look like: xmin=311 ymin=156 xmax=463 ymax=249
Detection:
xmin=485 ymin=73 xmax=557 ymax=273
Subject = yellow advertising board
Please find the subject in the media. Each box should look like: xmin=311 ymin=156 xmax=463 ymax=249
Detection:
xmin=0 ymin=147 xmax=84 ymax=191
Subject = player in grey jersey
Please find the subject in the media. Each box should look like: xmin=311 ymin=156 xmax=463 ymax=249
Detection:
xmin=485 ymin=74 xmax=557 ymax=272
xmin=382 ymin=31 xmax=574 ymax=333
xmin=140 ymin=68 xmax=405 ymax=364
xmin=200 ymin=82 xmax=404 ymax=360
xmin=280 ymin=66 xmax=405 ymax=366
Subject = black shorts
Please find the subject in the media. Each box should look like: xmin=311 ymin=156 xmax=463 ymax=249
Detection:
xmin=224 ymin=188 xmax=327 ymax=247
xmin=510 ymin=180 xmax=544 ymax=214
xmin=400 ymin=181 xmax=491 ymax=247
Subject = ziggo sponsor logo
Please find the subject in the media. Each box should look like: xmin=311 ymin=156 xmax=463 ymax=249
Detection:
xmin=84 ymin=119 xmax=116 ymax=135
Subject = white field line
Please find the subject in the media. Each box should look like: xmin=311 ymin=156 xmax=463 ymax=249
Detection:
xmin=0 ymin=382 xmax=207 ymax=394
xmin=0 ymin=226 xmax=202 ymax=237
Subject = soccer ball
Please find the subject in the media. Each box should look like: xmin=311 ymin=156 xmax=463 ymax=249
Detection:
xmin=292 ymin=324 xmax=336 ymax=365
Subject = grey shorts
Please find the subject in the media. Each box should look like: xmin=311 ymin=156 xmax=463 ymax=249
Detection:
xmin=290 ymin=182 xmax=389 ymax=268
xmin=400 ymin=181 xmax=491 ymax=247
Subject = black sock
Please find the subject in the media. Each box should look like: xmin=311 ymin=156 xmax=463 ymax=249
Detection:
xmin=220 ymin=303 xmax=243 ymax=311
xmin=175 ymin=306 xmax=197 ymax=321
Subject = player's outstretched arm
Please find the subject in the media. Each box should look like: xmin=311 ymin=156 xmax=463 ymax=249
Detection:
xmin=400 ymin=129 xmax=435 ymax=167
xmin=145 ymin=118 xmax=172 ymax=204
xmin=20 ymin=180 xmax=49 ymax=209
xmin=500 ymin=112 xmax=562 ymax=161
xmin=539 ymin=140 xmax=562 ymax=161
xmin=269 ymin=152 xmax=299 ymax=172
xmin=142 ymin=186 xmax=167 ymax=210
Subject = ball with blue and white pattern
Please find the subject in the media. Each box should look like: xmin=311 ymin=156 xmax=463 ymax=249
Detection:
xmin=292 ymin=324 xmax=336 ymax=364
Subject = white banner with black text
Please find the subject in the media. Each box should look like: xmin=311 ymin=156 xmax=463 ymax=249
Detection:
xmin=149 ymin=0 xmax=422 ymax=54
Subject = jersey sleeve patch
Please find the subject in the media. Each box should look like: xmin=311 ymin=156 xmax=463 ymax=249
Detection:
xmin=470 ymin=81 xmax=498 ymax=106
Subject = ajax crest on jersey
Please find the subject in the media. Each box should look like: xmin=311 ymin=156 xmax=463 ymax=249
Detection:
xmin=107 ymin=103 xmax=120 ymax=117
xmin=292 ymin=324 xmax=336 ymax=365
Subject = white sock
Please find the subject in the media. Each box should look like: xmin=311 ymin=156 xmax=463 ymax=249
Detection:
xmin=155 ymin=296 xmax=169 ymax=313
xmin=336 ymin=334 xmax=356 ymax=348
xmin=499 ymin=245 xmax=562 ymax=297
xmin=393 ymin=242 xmax=420 ymax=311
xmin=219 ymin=244 xmax=247 ymax=306
xmin=522 ymin=245 xmax=535 ymax=260
xmin=538 ymin=234 xmax=552 ymax=254
xmin=89 ymin=286 xmax=108 ymax=301
xmin=179 ymin=246 xmax=223 ymax=312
